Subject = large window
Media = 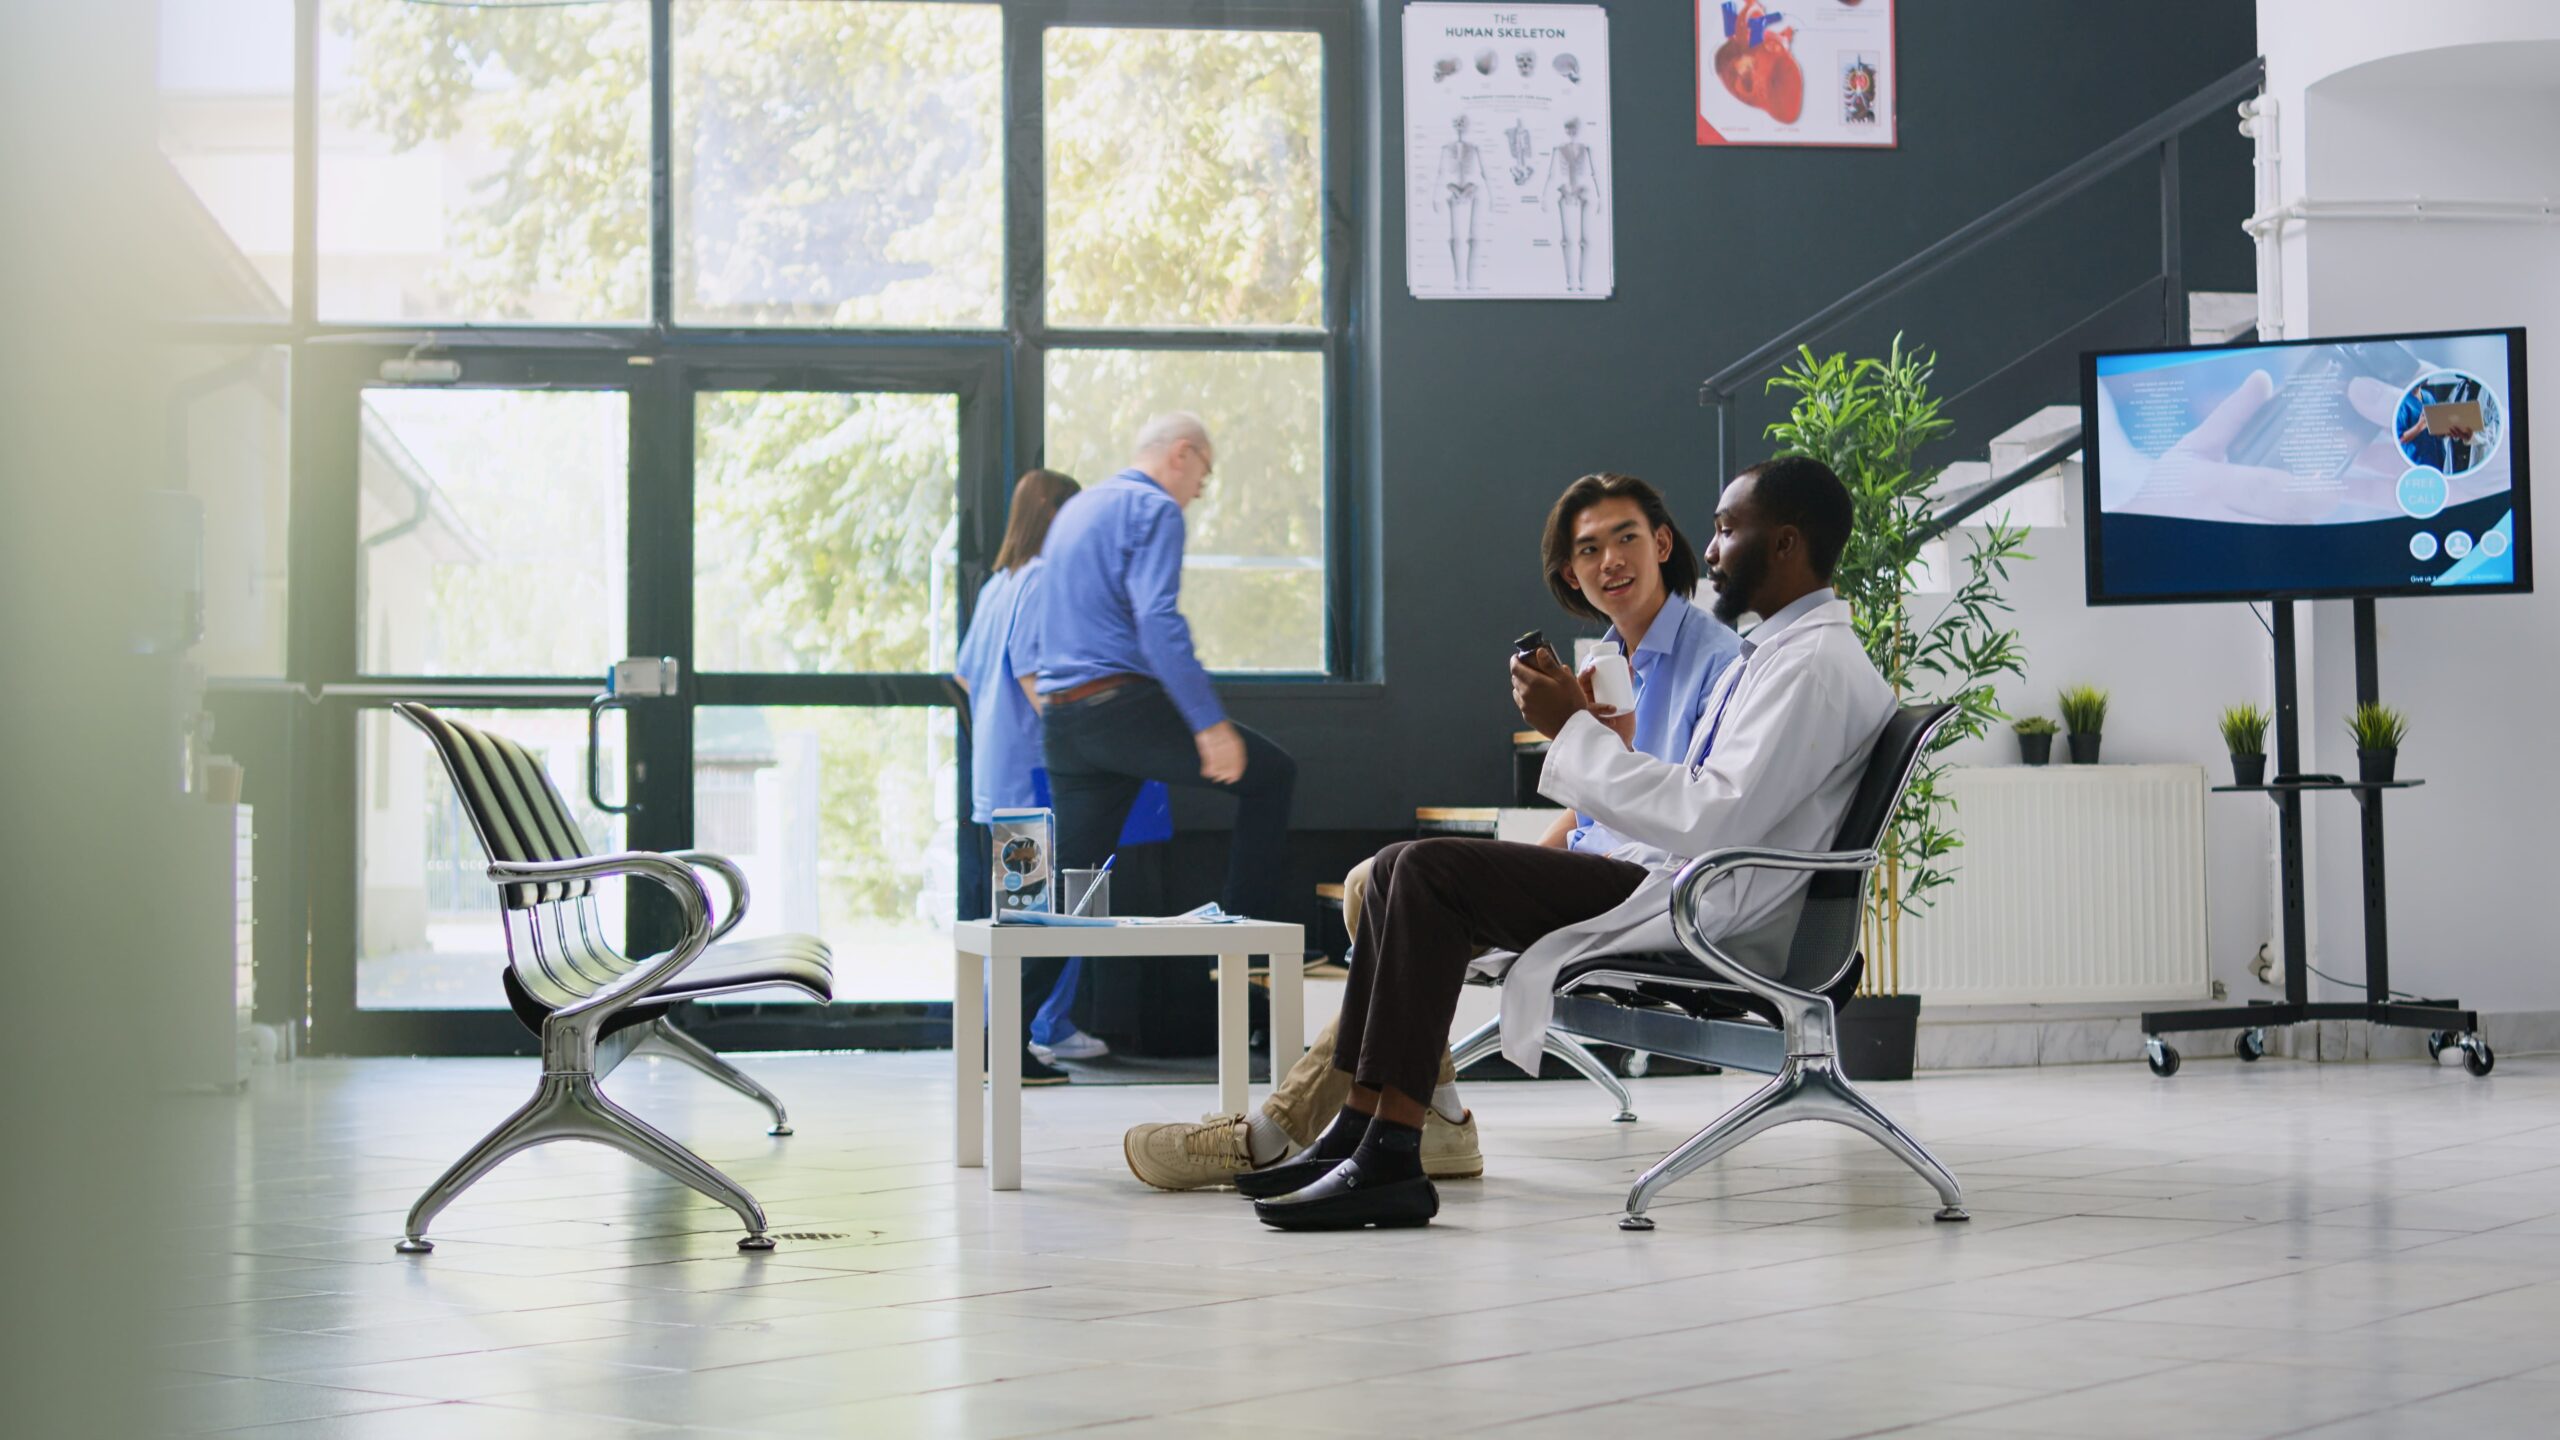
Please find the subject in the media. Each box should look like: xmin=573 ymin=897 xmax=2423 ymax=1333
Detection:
xmin=318 ymin=0 xmax=651 ymax=321
xmin=356 ymin=388 xmax=629 ymax=678
xmin=694 ymin=390 xmax=962 ymax=674
xmin=1046 ymin=348 xmax=1326 ymax=670
xmin=1043 ymin=27 xmax=1323 ymax=330
xmin=185 ymin=1 xmax=1354 ymax=1049
xmin=674 ymin=2 xmax=1003 ymax=327
xmin=1039 ymin=23 xmax=1332 ymax=671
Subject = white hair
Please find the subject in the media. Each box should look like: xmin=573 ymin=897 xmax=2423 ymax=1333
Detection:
xmin=1130 ymin=411 xmax=1212 ymax=462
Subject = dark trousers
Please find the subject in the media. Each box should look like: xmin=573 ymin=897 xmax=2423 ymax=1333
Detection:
xmin=1335 ymin=837 xmax=1649 ymax=1104
xmin=1040 ymin=681 xmax=1298 ymax=922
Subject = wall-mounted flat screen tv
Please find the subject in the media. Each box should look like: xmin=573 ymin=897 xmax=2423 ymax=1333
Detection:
xmin=2082 ymin=326 xmax=2529 ymax=604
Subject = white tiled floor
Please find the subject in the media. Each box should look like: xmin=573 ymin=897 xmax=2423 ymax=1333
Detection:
xmin=154 ymin=1049 xmax=2560 ymax=1438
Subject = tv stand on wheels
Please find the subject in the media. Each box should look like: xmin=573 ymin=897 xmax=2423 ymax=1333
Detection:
xmin=2139 ymin=598 xmax=2490 ymax=1078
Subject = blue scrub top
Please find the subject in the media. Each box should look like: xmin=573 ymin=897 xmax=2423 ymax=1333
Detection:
xmin=956 ymin=562 xmax=1047 ymax=824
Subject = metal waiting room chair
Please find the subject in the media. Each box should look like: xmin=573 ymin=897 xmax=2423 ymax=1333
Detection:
xmin=1467 ymin=703 xmax=1969 ymax=1230
xmin=389 ymin=702 xmax=834 ymax=1254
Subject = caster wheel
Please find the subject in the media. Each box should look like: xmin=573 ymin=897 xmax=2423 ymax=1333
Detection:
xmin=2427 ymin=1031 xmax=2449 ymax=1061
xmin=2235 ymin=1029 xmax=2266 ymax=1062
xmin=2147 ymin=1043 xmax=2181 ymax=1077
xmin=2464 ymin=1041 xmax=2495 ymax=1078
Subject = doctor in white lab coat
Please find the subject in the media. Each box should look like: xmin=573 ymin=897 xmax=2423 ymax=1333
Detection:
xmin=1255 ymin=455 xmax=1894 ymax=1232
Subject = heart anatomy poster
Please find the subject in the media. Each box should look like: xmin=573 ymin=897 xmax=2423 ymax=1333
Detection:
xmin=1404 ymin=3 xmax=1614 ymax=301
xmin=1697 ymin=0 xmax=1896 ymax=147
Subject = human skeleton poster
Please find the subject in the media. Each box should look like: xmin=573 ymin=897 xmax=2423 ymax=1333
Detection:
xmin=1404 ymin=4 xmax=1614 ymax=301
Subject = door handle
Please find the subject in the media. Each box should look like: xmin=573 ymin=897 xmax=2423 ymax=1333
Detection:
xmin=589 ymin=656 xmax=680 ymax=815
xmin=588 ymin=694 xmax=636 ymax=814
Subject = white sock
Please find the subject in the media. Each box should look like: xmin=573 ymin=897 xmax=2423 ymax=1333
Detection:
xmin=1430 ymin=1082 xmax=1467 ymax=1124
xmin=1244 ymin=1111 xmax=1292 ymax=1165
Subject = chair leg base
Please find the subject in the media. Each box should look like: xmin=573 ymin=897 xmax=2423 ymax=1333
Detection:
xmin=1612 ymin=1110 xmax=1638 ymax=1124
xmin=1617 ymin=1213 xmax=1656 ymax=1232
xmin=643 ymin=1018 xmax=796 ymax=1137
xmin=1621 ymin=1053 xmax=1965 ymax=1222
xmin=396 ymin=1068 xmax=773 ymax=1255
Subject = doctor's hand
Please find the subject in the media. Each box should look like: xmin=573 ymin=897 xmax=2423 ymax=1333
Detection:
xmin=1511 ymin=648 xmax=1594 ymax=741
xmin=1195 ymin=721 xmax=1248 ymax=785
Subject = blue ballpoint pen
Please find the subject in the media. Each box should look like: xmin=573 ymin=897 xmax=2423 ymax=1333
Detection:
xmin=1070 ymin=853 xmax=1118 ymax=917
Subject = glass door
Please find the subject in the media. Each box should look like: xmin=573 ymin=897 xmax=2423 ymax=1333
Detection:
xmin=660 ymin=351 xmax=1006 ymax=1042
xmin=304 ymin=342 xmax=1002 ymax=1054
xmin=302 ymin=344 xmax=649 ymax=1054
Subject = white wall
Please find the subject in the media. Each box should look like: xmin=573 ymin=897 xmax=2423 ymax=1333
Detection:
xmin=2259 ymin=1 xmax=2560 ymax=1010
xmin=1936 ymin=495 xmax=2274 ymax=1000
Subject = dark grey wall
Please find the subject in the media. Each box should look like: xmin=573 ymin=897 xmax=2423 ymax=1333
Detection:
xmin=1217 ymin=0 xmax=2258 ymax=839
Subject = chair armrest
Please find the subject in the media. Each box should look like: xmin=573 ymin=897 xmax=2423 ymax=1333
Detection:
xmin=668 ymin=849 xmax=749 ymax=946
xmin=1668 ymin=845 xmax=1879 ymax=1008
xmin=486 ymin=852 xmax=712 ymax=1031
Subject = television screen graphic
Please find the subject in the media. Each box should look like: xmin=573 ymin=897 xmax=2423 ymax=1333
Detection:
xmin=2082 ymin=327 xmax=2530 ymax=604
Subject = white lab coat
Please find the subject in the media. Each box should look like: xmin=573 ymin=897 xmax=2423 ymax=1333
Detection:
xmin=1489 ymin=594 xmax=1894 ymax=1075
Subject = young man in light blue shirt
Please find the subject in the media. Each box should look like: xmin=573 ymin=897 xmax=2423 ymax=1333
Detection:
xmin=1537 ymin=473 xmax=1745 ymax=857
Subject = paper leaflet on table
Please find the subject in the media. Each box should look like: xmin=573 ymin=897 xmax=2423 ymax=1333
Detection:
xmin=993 ymin=903 xmax=1249 ymax=927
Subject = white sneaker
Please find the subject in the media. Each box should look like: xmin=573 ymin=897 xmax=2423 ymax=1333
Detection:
xmin=1036 ymin=1029 xmax=1111 ymax=1062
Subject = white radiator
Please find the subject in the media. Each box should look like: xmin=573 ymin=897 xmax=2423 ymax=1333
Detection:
xmin=1896 ymin=764 xmax=2211 ymax=1004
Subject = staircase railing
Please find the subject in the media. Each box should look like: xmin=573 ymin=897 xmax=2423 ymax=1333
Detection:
xmin=1700 ymin=57 xmax=2266 ymax=535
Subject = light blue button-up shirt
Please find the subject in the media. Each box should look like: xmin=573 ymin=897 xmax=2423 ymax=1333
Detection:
xmin=1568 ymin=591 xmax=1742 ymax=855
xmin=955 ymin=561 xmax=1049 ymax=825
xmin=1032 ymin=469 xmax=1224 ymax=733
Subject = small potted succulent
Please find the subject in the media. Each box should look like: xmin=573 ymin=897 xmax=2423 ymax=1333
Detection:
xmin=2348 ymin=703 xmax=2407 ymax=784
xmin=2012 ymin=715 xmax=2057 ymax=766
xmin=2218 ymin=703 xmax=2269 ymax=787
xmin=2059 ymin=685 xmax=2109 ymax=765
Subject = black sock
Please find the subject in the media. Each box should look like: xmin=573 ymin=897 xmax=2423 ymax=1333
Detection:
xmin=1347 ymin=1116 xmax=1425 ymax=1183
xmin=1305 ymin=1107 xmax=1369 ymax=1162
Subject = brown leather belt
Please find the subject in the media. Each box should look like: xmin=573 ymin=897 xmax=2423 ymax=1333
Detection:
xmin=1050 ymin=673 xmax=1146 ymax=705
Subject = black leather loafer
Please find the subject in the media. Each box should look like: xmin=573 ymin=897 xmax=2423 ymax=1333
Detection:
xmin=1233 ymin=1149 xmax=1349 ymax=1200
xmin=1252 ymin=1156 xmax=1438 ymax=1231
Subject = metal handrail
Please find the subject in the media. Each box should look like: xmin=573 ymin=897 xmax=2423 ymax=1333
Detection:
xmin=1699 ymin=57 xmax=2265 ymax=408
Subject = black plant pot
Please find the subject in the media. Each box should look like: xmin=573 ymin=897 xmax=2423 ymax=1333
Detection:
xmin=2016 ymin=732 xmax=2053 ymax=766
xmin=2067 ymin=733 xmax=2102 ymax=765
xmin=1838 ymin=992 xmax=1922 ymax=1081
xmin=2230 ymin=753 xmax=2266 ymax=787
xmin=2358 ymin=747 xmax=2399 ymax=785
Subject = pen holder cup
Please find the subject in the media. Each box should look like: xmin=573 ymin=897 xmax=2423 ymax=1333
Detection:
xmin=1062 ymin=870 xmax=1112 ymax=919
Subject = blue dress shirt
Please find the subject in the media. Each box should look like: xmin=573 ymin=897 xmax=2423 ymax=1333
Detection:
xmin=955 ymin=562 xmax=1048 ymax=825
xmin=1031 ymin=469 xmax=1225 ymax=733
xmin=1568 ymin=591 xmax=1742 ymax=854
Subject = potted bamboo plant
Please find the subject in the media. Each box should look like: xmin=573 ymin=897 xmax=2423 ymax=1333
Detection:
xmin=2012 ymin=715 xmax=2056 ymax=766
xmin=2219 ymin=703 xmax=2269 ymax=787
xmin=1766 ymin=337 xmax=2028 ymax=1082
xmin=2060 ymin=685 xmax=2108 ymax=765
xmin=2349 ymin=703 xmax=2407 ymax=784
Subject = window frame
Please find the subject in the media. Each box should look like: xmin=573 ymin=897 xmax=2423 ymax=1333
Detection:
xmin=179 ymin=0 xmax=1365 ymax=679
xmin=175 ymin=0 xmax=1367 ymax=1054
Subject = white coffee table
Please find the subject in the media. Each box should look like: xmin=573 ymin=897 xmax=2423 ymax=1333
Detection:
xmin=953 ymin=918 xmax=1307 ymax=1190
